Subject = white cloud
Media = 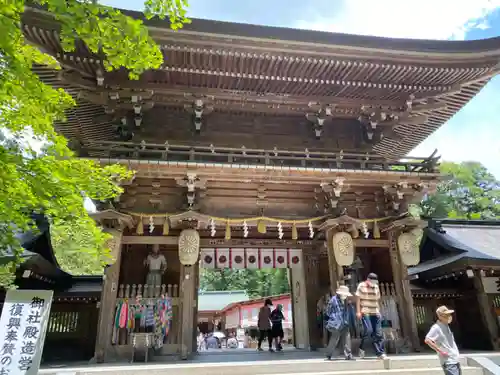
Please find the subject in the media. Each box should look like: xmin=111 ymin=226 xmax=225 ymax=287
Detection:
xmin=296 ymin=0 xmax=500 ymax=40
xmin=296 ymin=0 xmax=500 ymax=177
xmin=411 ymin=122 xmax=500 ymax=178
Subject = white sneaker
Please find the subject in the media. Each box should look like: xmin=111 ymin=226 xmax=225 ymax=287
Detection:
xmin=378 ymin=354 xmax=387 ymax=360
xmin=358 ymin=349 xmax=365 ymax=359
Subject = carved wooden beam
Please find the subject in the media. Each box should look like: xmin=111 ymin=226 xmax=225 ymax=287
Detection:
xmin=98 ymin=77 xmax=406 ymax=109
xmin=381 ymin=216 xmax=428 ymax=232
xmin=317 ymin=215 xmax=364 ymax=232
xmin=121 ymin=235 xmax=388 ymax=247
xmin=89 ymin=209 xmax=135 ymax=229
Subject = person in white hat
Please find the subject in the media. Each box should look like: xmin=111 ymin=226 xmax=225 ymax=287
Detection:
xmin=324 ymin=285 xmax=354 ymax=361
xmin=425 ymin=306 xmax=460 ymax=375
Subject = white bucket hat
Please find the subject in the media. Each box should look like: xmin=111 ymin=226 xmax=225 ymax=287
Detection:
xmin=336 ymin=285 xmax=352 ymax=297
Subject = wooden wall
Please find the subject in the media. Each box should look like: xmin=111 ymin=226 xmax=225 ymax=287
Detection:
xmin=137 ymin=107 xmax=365 ymax=151
xmin=317 ymin=247 xmax=395 ymax=292
xmin=42 ymin=301 xmax=99 ymax=362
xmin=362 ymin=248 xmax=394 ymax=283
xmin=119 ymin=244 xmax=181 ymax=287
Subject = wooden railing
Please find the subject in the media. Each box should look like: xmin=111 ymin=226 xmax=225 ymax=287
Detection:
xmin=79 ymin=141 xmax=440 ymax=173
xmin=351 ymin=282 xmax=401 ymax=339
xmin=117 ymin=283 xmax=179 ymax=299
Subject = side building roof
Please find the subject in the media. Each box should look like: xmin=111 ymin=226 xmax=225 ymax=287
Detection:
xmin=0 ymin=214 xmax=103 ymax=295
xmin=409 ymin=219 xmax=500 ymax=279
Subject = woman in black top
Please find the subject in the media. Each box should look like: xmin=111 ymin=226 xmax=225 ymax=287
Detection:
xmin=270 ymin=304 xmax=285 ymax=351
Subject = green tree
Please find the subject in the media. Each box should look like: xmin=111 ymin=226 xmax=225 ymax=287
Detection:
xmin=0 ymin=1 xmax=189 ymax=284
xmin=51 ymin=221 xmax=107 ymax=275
xmin=420 ymin=161 xmax=500 ymax=219
xmin=199 ymin=268 xmax=291 ymax=298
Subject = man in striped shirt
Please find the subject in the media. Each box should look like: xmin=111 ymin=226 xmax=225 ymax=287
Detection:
xmin=355 ymin=273 xmax=386 ymax=359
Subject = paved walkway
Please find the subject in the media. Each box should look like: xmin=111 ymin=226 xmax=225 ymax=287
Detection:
xmin=40 ymin=349 xmax=500 ymax=371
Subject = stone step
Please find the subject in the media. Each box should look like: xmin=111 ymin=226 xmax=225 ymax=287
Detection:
xmin=40 ymin=357 xmax=478 ymax=375
xmin=262 ymin=368 xmax=482 ymax=375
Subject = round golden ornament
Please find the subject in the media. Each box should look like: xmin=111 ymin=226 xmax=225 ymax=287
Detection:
xmin=397 ymin=232 xmax=420 ymax=266
xmin=331 ymin=231 xmax=354 ymax=266
xmin=178 ymin=229 xmax=200 ymax=266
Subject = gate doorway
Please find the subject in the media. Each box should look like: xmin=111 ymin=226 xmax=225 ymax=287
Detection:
xmin=196 ymin=248 xmax=309 ymax=352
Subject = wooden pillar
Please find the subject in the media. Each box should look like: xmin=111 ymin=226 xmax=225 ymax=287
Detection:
xmin=179 ymin=264 xmax=197 ymax=359
xmin=290 ymin=252 xmax=310 ymax=349
xmin=303 ymin=249 xmax=322 ymax=350
xmin=472 ymin=270 xmax=498 ymax=350
xmin=94 ymin=228 xmax=123 ymax=363
xmin=388 ymin=230 xmax=420 ymax=351
xmin=192 ymin=264 xmax=200 ymax=353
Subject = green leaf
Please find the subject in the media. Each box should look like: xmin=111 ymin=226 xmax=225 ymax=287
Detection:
xmin=0 ymin=0 xmax=188 ymax=286
xmin=420 ymin=161 xmax=500 ymax=220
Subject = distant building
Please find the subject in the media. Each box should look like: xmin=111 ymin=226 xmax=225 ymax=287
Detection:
xmin=197 ymin=290 xmax=249 ymax=333
xmin=222 ymin=294 xmax=292 ymax=331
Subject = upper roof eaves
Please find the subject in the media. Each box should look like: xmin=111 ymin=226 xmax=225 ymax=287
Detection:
xmin=23 ymin=6 xmax=500 ymax=64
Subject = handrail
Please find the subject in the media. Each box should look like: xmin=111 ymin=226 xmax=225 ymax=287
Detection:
xmin=78 ymin=141 xmax=440 ymax=173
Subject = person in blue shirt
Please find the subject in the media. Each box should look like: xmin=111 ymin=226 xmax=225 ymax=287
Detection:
xmin=324 ymin=285 xmax=354 ymax=361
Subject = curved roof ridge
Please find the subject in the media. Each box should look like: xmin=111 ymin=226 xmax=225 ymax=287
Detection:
xmin=164 ymin=17 xmax=500 ymax=54
xmin=24 ymin=5 xmax=500 ymax=58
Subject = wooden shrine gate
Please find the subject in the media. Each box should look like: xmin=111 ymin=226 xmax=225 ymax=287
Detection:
xmin=199 ymin=247 xmax=310 ymax=349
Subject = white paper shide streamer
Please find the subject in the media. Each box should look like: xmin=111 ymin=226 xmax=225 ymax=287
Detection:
xmin=361 ymin=222 xmax=369 ymax=239
xmin=277 ymin=222 xmax=283 ymax=239
xmin=210 ymin=219 xmax=216 ymax=237
xmin=308 ymin=221 xmax=314 ymax=239
xmin=148 ymin=216 xmax=155 ymax=233
xmin=243 ymin=221 xmax=249 ymax=238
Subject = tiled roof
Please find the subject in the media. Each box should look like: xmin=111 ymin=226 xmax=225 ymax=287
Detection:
xmin=409 ymin=220 xmax=500 ymax=276
xmin=441 ymin=224 xmax=500 ymax=261
xmin=198 ymin=290 xmax=249 ymax=312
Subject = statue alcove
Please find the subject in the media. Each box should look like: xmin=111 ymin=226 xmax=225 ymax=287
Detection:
xmin=119 ymin=244 xmax=180 ymax=287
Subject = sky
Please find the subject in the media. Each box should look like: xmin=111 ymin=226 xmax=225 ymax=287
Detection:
xmin=102 ymin=0 xmax=500 ymax=177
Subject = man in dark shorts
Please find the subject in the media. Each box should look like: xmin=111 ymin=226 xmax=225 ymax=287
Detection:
xmin=271 ymin=304 xmax=285 ymax=351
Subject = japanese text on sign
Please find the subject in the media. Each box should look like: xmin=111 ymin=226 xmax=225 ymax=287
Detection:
xmin=0 ymin=290 xmax=53 ymax=375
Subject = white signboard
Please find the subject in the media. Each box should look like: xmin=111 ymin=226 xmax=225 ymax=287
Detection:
xmin=0 ymin=290 xmax=53 ymax=375
xmin=481 ymin=276 xmax=500 ymax=294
